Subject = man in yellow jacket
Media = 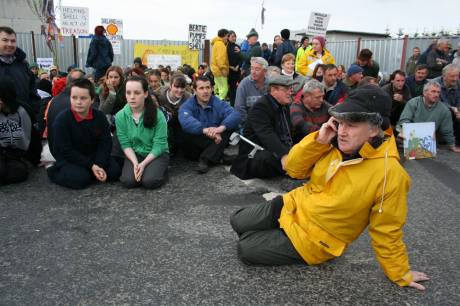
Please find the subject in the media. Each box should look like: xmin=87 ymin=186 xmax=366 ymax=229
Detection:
xmin=230 ymin=85 xmax=429 ymax=290
xmin=211 ymin=29 xmax=230 ymax=100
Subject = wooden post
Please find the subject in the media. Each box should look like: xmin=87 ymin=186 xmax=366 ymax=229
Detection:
xmin=204 ymin=39 xmax=210 ymax=65
xmin=356 ymin=37 xmax=362 ymax=59
xmin=30 ymin=31 xmax=37 ymax=62
xmin=72 ymin=35 xmax=78 ymax=65
xmin=400 ymin=35 xmax=409 ymax=70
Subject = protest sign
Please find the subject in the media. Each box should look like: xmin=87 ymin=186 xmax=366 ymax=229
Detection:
xmin=147 ymin=55 xmax=182 ymax=70
xmin=36 ymin=58 xmax=54 ymax=71
xmin=402 ymin=122 xmax=436 ymax=160
xmin=306 ymin=12 xmax=331 ymax=36
xmin=60 ymin=6 xmax=89 ymax=36
xmin=134 ymin=44 xmax=199 ymax=70
xmin=101 ymin=18 xmax=123 ymax=55
xmin=188 ymin=24 xmax=207 ymax=50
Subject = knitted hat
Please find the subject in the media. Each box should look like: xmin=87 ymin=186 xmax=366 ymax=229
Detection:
xmin=347 ymin=64 xmax=364 ymax=77
xmin=312 ymin=35 xmax=326 ymax=48
xmin=246 ymin=28 xmax=259 ymax=38
xmin=329 ymin=85 xmax=392 ymax=130
xmin=280 ymin=29 xmax=290 ymax=40
xmin=29 ymin=62 xmax=38 ymax=69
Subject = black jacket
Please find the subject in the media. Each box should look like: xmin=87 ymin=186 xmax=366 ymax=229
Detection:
xmin=0 ymin=47 xmax=40 ymax=112
xmin=52 ymin=108 xmax=112 ymax=169
xmin=274 ymin=40 xmax=295 ymax=67
xmin=46 ymin=90 xmax=71 ymax=156
xmin=227 ymin=42 xmax=243 ymax=81
xmin=86 ymin=35 xmax=114 ymax=70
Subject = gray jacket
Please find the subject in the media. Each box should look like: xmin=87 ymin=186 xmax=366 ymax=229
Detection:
xmin=234 ymin=75 xmax=268 ymax=125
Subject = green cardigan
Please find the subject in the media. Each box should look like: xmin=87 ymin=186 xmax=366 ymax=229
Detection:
xmin=115 ymin=104 xmax=169 ymax=157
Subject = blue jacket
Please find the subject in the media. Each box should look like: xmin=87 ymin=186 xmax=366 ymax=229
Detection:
xmin=179 ymin=95 xmax=241 ymax=135
xmin=86 ymin=35 xmax=114 ymax=70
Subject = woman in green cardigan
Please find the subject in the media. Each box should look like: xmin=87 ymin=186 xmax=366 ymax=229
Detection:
xmin=115 ymin=76 xmax=169 ymax=189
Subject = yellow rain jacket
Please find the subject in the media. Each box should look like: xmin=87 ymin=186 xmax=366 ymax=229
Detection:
xmin=210 ymin=36 xmax=229 ymax=77
xmin=297 ymin=48 xmax=335 ymax=77
xmin=280 ymin=131 xmax=413 ymax=286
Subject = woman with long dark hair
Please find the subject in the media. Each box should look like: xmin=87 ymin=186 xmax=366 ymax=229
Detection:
xmin=115 ymin=76 xmax=169 ymax=189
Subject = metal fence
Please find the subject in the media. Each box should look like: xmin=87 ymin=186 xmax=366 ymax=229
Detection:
xmin=328 ymin=36 xmax=460 ymax=76
xmin=15 ymin=32 xmax=460 ymax=76
xmin=15 ymin=32 xmax=204 ymax=72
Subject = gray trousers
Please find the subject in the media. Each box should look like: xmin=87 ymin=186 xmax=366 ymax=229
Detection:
xmin=120 ymin=153 xmax=169 ymax=189
xmin=230 ymin=196 xmax=305 ymax=265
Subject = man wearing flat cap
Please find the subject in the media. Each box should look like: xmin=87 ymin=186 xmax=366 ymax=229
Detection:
xmin=231 ymin=75 xmax=294 ymax=179
xmin=231 ymin=85 xmax=429 ymax=290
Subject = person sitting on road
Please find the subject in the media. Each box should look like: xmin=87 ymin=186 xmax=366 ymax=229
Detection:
xmin=115 ymin=76 xmax=169 ymax=189
xmin=157 ymin=73 xmax=191 ymax=156
xmin=322 ymin=64 xmax=348 ymax=105
xmin=47 ymin=78 xmax=121 ymax=189
xmin=396 ymin=81 xmax=460 ymax=152
xmin=179 ymin=76 xmax=241 ymax=174
xmin=433 ymin=64 xmax=460 ymax=146
xmin=230 ymin=85 xmax=430 ymax=291
xmin=405 ymin=64 xmax=428 ymax=98
xmin=290 ymin=80 xmax=331 ymax=143
xmin=0 ymin=77 xmax=41 ymax=186
xmin=280 ymin=53 xmax=306 ymax=100
xmin=381 ymin=70 xmax=412 ymax=127
xmin=235 ymin=57 xmax=269 ymax=127
xmin=343 ymin=64 xmax=364 ymax=91
xmin=98 ymin=65 xmax=126 ymax=120
xmin=231 ymin=75 xmax=294 ymax=179
xmin=356 ymin=48 xmax=380 ymax=78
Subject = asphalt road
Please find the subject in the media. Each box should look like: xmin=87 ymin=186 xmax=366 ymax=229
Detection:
xmin=1 ymin=148 xmax=460 ymax=305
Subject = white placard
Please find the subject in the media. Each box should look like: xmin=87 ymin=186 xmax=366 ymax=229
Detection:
xmin=188 ymin=24 xmax=207 ymax=50
xmin=60 ymin=6 xmax=89 ymax=36
xmin=36 ymin=58 xmax=54 ymax=71
xmin=306 ymin=12 xmax=331 ymax=36
xmin=101 ymin=18 xmax=123 ymax=55
xmin=147 ymin=55 xmax=182 ymax=70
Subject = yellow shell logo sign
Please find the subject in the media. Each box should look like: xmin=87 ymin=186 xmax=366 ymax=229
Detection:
xmin=106 ymin=23 xmax=118 ymax=35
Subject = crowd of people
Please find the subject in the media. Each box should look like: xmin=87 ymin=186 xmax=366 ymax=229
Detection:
xmin=3 ymin=23 xmax=460 ymax=290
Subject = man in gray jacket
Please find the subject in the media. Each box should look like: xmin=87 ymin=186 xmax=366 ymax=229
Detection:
xmin=235 ymin=57 xmax=269 ymax=127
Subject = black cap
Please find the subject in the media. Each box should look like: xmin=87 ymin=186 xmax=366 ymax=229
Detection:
xmin=329 ymin=85 xmax=392 ymax=130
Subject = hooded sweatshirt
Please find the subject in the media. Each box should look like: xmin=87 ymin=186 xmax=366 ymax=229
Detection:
xmin=210 ymin=37 xmax=229 ymax=77
xmin=281 ymin=131 xmax=413 ymax=287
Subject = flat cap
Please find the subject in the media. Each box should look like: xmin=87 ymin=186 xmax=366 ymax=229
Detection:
xmin=268 ymin=75 xmax=295 ymax=87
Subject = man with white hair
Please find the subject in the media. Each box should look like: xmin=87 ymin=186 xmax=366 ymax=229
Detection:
xmin=231 ymin=85 xmax=430 ymax=290
xmin=426 ymin=39 xmax=450 ymax=78
xmin=433 ymin=64 xmax=460 ymax=145
xmin=235 ymin=57 xmax=269 ymax=126
xmin=397 ymin=81 xmax=460 ymax=152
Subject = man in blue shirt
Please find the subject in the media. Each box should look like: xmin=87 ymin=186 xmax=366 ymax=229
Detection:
xmin=179 ymin=76 xmax=241 ymax=173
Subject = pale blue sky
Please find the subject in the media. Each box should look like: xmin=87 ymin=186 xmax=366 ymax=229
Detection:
xmin=59 ymin=0 xmax=460 ymax=42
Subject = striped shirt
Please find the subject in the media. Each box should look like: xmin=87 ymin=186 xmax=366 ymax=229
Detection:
xmin=290 ymin=101 xmax=331 ymax=141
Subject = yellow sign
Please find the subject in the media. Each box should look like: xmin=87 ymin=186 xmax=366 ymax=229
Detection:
xmin=134 ymin=43 xmax=199 ymax=70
